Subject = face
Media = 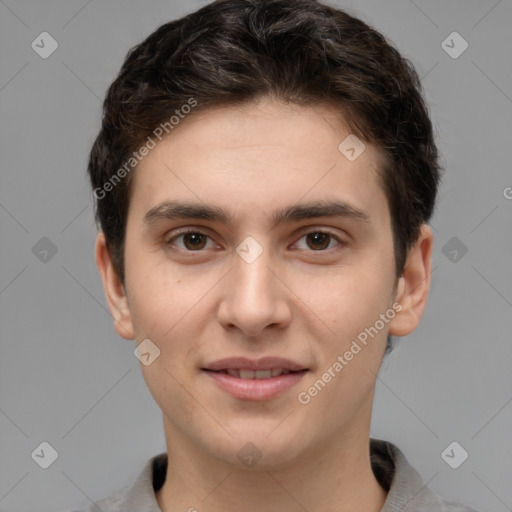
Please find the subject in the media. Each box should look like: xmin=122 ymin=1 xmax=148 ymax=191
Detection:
xmin=97 ymin=97 xmax=432 ymax=469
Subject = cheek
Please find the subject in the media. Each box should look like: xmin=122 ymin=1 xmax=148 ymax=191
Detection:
xmin=319 ymin=267 xmax=394 ymax=397
xmin=126 ymin=262 xmax=216 ymax=373
xmin=125 ymin=255 xmax=198 ymax=335
xmin=139 ymin=358 xmax=199 ymax=432
xmin=294 ymin=259 xmax=394 ymax=342
xmin=129 ymin=273 xmax=205 ymax=413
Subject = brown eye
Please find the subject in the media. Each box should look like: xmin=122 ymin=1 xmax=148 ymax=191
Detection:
xmin=167 ymin=231 xmax=215 ymax=251
xmin=305 ymin=232 xmax=331 ymax=250
xmin=182 ymin=233 xmax=207 ymax=250
xmin=294 ymin=231 xmax=342 ymax=251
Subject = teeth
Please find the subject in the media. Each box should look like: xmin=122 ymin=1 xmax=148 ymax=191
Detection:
xmin=255 ymin=369 xmax=272 ymax=379
xmin=226 ymin=368 xmax=291 ymax=379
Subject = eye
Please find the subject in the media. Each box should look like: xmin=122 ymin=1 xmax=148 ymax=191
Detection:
xmin=166 ymin=230 xmax=217 ymax=251
xmin=294 ymin=230 xmax=345 ymax=251
xmin=165 ymin=228 xmax=347 ymax=253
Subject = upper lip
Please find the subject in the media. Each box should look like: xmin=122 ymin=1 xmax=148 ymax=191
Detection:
xmin=203 ymin=357 xmax=307 ymax=372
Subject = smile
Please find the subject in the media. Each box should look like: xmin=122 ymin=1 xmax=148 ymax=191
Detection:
xmin=217 ymin=368 xmax=294 ymax=379
xmin=203 ymin=368 xmax=308 ymax=401
xmin=202 ymin=356 xmax=309 ymax=400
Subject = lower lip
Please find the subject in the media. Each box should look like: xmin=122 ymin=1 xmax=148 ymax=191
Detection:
xmin=203 ymin=370 xmax=307 ymax=401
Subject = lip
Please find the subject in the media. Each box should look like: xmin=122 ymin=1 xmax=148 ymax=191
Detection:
xmin=204 ymin=356 xmax=306 ymax=372
xmin=203 ymin=369 xmax=307 ymax=401
xmin=202 ymin=356 xmax=309 ymax=401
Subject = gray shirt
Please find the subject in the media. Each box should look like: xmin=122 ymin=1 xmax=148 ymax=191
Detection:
xmin=67 ymin=438 xmax=478 ymax=511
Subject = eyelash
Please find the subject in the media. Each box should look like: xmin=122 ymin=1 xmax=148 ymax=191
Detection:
xmin=165 ymin=228 xmax=348 ymax=253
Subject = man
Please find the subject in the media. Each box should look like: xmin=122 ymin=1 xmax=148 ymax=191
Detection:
xmin=77 ymin=0 xmax=478 ymax=510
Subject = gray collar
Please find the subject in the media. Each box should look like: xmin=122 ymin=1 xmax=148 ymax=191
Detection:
xmin=110 ymin=438 xmax=476 ymax=511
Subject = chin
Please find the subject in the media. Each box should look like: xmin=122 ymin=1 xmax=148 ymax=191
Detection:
xmin=206 ymin=425 xmax=311 ymax=471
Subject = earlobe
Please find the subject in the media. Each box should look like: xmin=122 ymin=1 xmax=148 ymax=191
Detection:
xmin=388 ymin=224 xmax=433 ymax=337
xmin=95 ymin=232 xmax=135 ymax=340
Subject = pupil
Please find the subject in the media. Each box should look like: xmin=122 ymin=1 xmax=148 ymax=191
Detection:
xmin=307 ymin=232 xmax=329 ymax=250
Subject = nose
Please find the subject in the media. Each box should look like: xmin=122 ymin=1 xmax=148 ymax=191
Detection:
xmin=216 ymin=245 xmax=292 ymax=337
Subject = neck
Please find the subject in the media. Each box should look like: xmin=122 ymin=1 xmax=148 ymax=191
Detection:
xmin=156 ymin=409 xmax=387 ymax=512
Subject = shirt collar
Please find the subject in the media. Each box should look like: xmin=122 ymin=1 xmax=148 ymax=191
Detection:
xmin=119 ymin=438 xmax=441 ymax=511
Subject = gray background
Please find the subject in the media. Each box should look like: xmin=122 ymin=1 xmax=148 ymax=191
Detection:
xmin=1 ymin=0 xmax=511 ymax=511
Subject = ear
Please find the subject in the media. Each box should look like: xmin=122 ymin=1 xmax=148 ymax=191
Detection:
xmin=95 ymin=232 xmax=135 ymax=340
xmin=388 ymin=224 xmax=433 ymax=337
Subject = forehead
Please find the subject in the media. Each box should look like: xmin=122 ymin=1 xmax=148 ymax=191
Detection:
xmin=128 ymin=99 xmax=389 ymax=232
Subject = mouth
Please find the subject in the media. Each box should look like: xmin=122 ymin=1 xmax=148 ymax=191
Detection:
xmin=206 ymin=368 xmax=304 ymax=379
xmin=202 ymin=357 xmax=309 ymax=401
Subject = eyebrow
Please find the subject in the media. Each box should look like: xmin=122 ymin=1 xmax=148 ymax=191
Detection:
xmin=142 ymin=199 xmax=371 ymax=229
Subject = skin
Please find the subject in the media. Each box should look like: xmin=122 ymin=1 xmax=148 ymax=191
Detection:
xmin=96 ymin=96 xmax=433 ymax=512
